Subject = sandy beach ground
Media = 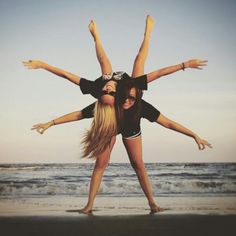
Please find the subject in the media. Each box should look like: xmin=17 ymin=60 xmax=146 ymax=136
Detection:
xmin=0 ymin=196 xmax=236 ymax=236
xmin=1 ymin=196 xmax=236 ymax=216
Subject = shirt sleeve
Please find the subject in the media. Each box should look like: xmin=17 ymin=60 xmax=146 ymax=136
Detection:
xmin=141 ymin=99 xmax=160 ymax=122
xmin=79 ymin=78 xmax=100 ymax=98
xmin=81 ymin=102 xmax=96 ymax=119
xmin=133 ymin=75 xmax=148 ymax=90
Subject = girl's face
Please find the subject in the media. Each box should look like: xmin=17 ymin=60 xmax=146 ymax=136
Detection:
xmin=102 ymin=80 xmax=117 ymax=92
xmin=100 ymin=80 xmax=117 ymax=105
xmin=100 ymin=81 xmax=137 ymax=109
xmin=122 ymin=87 xmax=137 ymax=110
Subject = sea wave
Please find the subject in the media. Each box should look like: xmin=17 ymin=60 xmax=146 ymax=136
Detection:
xmin=1 ymin=179 xmax=235 ymax=198
xmin=1 ymin=163 xmax=236 ymax=198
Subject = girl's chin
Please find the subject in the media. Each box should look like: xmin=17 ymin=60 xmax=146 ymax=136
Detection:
xmin=123 ymin=104 xmax=130 ymax=110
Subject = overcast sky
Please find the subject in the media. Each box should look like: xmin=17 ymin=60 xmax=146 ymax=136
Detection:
xmin=1 ymin=0 xmax=236 ymax=163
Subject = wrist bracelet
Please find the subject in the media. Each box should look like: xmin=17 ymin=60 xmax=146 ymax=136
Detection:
xmin=53 ymin=120 xmax=56 ymax=125
xmin=182 ymin=62 xmax=185 ymax=71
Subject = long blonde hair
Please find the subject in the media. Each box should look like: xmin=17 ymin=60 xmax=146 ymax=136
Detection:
xmin=81 ymin=100 xmax=117 ymax=159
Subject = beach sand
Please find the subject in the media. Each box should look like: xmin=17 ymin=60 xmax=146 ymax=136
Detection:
xmin=0 ymin=196 xmax=236 ymax=236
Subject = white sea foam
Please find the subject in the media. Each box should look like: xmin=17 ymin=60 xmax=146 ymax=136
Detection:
xmin=0 ymin=163 xmax=236 ymax=198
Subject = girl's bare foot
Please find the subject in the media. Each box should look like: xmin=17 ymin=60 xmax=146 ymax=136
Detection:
xmin=145 ymin=15 xmax=154 ymax=36
xmin=149 ymin=203 xmax=164 ymax=214
xmin=78 ymin=207 xmax=93 ymax=215
xmin=88 ymin=20 xmax=98 ymax=39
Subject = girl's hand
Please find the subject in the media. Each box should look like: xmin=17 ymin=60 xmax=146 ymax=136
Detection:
xmin=22 ymin=60 xmax=45 ymax=69
xmin=185 ymin=59 xmax=208 ymax=69
xmin=194 ymin=136 xmax=212 ymax=150
xmin=31 ymin=122 xmax=53 ymax=134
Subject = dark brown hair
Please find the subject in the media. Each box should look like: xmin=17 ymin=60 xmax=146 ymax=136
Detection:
xmin=115 ymin=78 xmax=143 ymax=131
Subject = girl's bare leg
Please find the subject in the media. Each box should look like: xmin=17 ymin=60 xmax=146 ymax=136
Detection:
xmin=89 ymin=20 xmax=113 ymax=75
xmin=122 ymin=136 xmax=163 ymax=213
xmin=127 ymin=15 xmax=162 ymax=213
xmin=132 ymin=15 xmax=154 ymax=77
xmin=79 ymin=136 xmax=116 ymax=214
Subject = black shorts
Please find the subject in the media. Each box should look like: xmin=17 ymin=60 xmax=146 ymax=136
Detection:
xmin=122 ymin=130 xmax=142 ymax=139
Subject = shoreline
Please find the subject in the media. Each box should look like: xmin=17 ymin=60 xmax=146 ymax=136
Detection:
xmin=1 ymin=195 xmax=236 ymax=216
xmin=1 ymin=196 xmax=236 ymax=236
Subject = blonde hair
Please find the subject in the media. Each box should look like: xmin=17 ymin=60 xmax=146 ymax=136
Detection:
xmin=81 ymin=101 xmax=117 ymax=159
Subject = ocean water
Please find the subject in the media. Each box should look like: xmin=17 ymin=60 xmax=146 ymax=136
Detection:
xmin=0 ymin=163 xmax=236 ymax=199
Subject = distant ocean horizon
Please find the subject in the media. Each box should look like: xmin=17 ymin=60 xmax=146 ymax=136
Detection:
xmin=1 ymin=163 xmax=236 ymax=199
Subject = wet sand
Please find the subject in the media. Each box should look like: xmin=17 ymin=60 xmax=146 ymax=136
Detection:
xmin=0 ymin=196 xmax=236 ymax=236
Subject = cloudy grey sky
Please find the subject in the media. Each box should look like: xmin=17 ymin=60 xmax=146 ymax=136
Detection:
xmin=1 ymin=0 xmax=236 ymax=163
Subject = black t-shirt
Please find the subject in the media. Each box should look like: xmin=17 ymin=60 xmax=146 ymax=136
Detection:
xmin=80 ymin=72 xmax=148 ymax=98
xmin=81 ymin=99 xmax=160 ymax=137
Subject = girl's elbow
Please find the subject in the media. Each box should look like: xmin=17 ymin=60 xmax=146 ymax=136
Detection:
xmin=158 ymin=121 xmax=171 ymax=129
xmin=164 ymin=123 xmax=172 ymax=129
xmin=157 ymin=114 xmax=174 ymax=129
xmin=163 ymin=121 xmax=175 ymax=129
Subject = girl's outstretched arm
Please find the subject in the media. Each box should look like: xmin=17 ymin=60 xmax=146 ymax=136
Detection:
xmin=156 ymin=114 xmax=212 ymax=150
xmin=23 ymin=60 xmax=81 ymax=85
xmin=32 ymin=111 xmax=83 ymax=134
xmin=146 ymin=59 xmax=208 ymax=83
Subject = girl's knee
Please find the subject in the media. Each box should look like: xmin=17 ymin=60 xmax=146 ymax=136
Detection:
xmin=134 ymin=55 xmax=145 ymax=65
xmin=94 ymin=156 xmax=109 ymax=171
